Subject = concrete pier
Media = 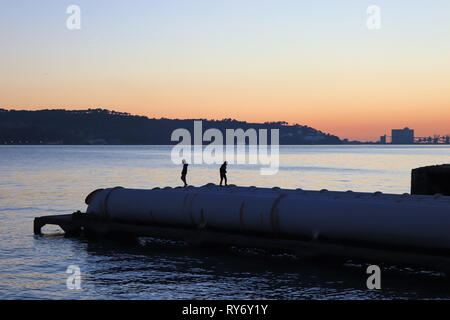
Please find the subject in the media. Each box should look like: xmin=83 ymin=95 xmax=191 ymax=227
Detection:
xmin=33 ymin=184 xmax=450 ymax=273
xmin=34 ymin=210 xmax=450 ymax=273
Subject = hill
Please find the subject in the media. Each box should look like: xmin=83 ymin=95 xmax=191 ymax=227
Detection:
xmin=0 ymin=108 xmax=341 ymax=145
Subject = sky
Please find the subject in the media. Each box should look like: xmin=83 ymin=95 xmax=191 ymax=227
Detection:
xmin=0 ymin=0 xmax=449 ymax=141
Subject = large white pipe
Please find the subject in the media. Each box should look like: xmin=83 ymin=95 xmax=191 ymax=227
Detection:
xmin=86 ymin=185 xmax=450 ymax=250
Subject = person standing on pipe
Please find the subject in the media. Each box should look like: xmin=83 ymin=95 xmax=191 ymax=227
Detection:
xmin=220 ymin=161 xmax=228 ymax=186
xmin=181 ymin=159 xmax=188 ymax=187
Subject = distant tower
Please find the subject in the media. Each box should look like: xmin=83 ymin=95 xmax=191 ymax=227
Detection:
xmin=380 ymin=135 xmax=387 ymax=144
xmin=391 ymin=128 xmax=414 ymax=144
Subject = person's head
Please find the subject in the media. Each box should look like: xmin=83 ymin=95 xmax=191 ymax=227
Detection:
xmin=224 ymin=161 xmax=227 ymax=166
xmin=182 ymin=159 xmax=186 ymax=164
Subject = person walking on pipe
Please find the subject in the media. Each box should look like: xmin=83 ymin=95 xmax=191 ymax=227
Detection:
xmin=220 ymin=161 xmax=228 ymax=186
xmin=181 ymin=159 xmax=188 ymax=187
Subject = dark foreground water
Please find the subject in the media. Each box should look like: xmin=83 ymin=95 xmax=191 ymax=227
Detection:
xmin=1 ymin=145 xmax=450 ymax=299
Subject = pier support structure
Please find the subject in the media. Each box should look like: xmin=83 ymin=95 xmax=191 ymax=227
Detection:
xmin=412 ymin=164 xmax=450 ymax=196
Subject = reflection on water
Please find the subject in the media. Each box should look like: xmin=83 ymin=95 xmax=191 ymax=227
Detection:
xmin=1 ymin=145 xmax=450 ymax=299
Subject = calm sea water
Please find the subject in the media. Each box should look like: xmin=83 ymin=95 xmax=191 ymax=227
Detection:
xmin=1 ymin=145 xmax=450 ymax=300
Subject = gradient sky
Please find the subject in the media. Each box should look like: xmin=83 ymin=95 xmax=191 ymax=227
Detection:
xmin=0 ymin=0 xmax=449 ymax=141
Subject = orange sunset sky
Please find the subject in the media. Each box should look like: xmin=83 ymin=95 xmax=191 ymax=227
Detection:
xmin=1 ymin=1 xmax=449 ymax=141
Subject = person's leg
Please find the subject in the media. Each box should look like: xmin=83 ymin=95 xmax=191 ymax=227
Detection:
xmin=220 ymin=175 xmax=223 ymax=186
xmin=224 ymin=175 xmax=227 ymax=186
xmin=181 ymin=174 xmax=187 ymax=187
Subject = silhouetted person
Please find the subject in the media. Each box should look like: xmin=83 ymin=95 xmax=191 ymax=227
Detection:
xmin=181 ymin=159 xmax=188 ymax=187
xmin=220 ymin=161 xmax=228 ymax=186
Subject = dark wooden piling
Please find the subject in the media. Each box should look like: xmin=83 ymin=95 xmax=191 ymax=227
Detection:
xmin=411 ymin=164 xmax=450 ymax=196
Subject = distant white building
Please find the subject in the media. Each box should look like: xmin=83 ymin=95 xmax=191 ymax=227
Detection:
xmin=391 ymin=128 xmax=414 ymax=144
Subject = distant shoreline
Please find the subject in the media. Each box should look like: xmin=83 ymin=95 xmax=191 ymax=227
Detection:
xmin=4 ymin=143 xmax=449 ymax=146
xmin=2 ymin=109 xmax=449 ymax=145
